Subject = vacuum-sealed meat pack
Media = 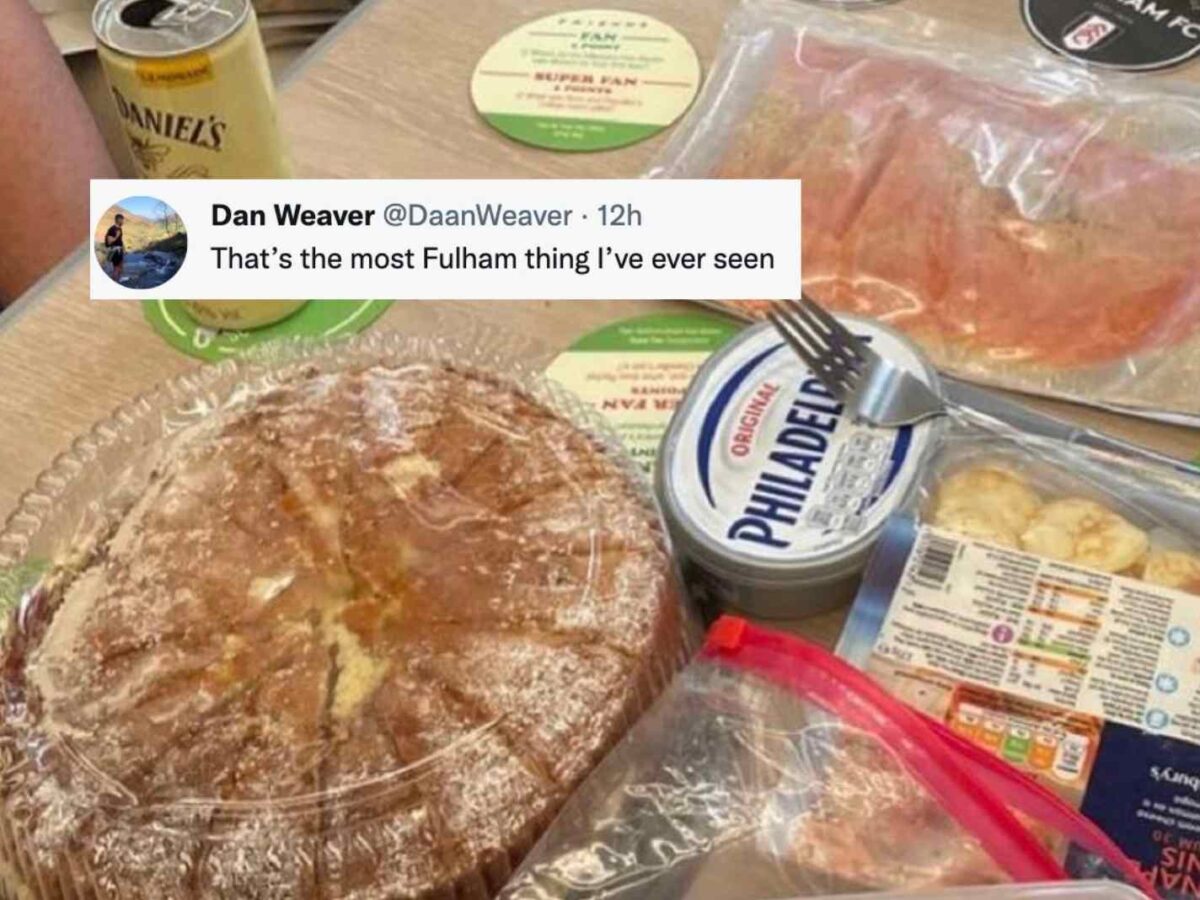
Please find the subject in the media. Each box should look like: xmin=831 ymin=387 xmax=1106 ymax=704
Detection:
xmin=652 ymin=0 xmax=1200 ymax=422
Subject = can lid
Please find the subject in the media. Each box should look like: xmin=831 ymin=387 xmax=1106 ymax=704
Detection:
xmin=93 ymin=0 xmax=250 ymax=57
xmin=657 ymin=317 xmax=940 ymax=581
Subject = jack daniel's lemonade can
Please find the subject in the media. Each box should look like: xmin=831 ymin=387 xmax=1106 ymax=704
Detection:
xmin=94 ymin=0 xmax=301 ymax=330
xmin=93 ymin=0 xmax=291 ymax=178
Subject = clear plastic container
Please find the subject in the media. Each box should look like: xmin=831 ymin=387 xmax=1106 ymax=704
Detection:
xmin=825 ymin=884 xmax=1144 ymax=899
xmin=0 ymin=325 xmax=694 ymax=899
xmin=836 ymin=404 xmax=1200 ymax=898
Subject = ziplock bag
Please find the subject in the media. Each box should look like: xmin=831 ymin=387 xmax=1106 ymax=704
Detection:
xmin=651 ymin=0 xmax=1200 ymax=423
xmin=831 ymin=887 xmax=1142 ymax=900
xmin=837 ymin=404 xmax=1200 ymax=899
xmin=501 ymin=616 xmax=1155 ymax=899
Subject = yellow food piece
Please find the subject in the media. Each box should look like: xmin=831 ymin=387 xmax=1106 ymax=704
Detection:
xmin=1021 ymin=520 xmax=1075 ymax=561
xmin=929 ymin=507 xmax=1019 ymax=548
xmin=383 ymin=454 xmax=441 ymax=497
xmin=1020 ymin=498 xmax=1148 ymax=573
xmin=1143 ymin=551 xmax=1200 ymax=595
xmin=1121 ymin=550 xmax=1150 ymax=578
xmin=931 ymin=465 xmax=1041 ymax=544
xmin=328 ymin=622 xmax=389 ymax=721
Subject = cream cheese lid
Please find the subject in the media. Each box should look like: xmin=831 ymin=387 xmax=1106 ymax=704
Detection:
xmin=658 ymin=317 xmax=940 ymax=579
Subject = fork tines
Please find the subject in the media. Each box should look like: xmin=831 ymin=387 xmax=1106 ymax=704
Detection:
xmin=767 ymin=296 xmax=870 ymax=402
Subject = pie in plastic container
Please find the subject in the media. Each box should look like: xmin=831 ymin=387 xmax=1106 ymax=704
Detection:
xmin=0 ymin=328 xmax=689 ymax=899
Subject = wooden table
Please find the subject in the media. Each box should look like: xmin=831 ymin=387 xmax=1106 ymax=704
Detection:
xmin=3 ymin=0 xmax=1198 ymax=645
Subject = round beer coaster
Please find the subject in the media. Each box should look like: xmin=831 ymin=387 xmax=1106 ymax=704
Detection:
xmin=1023 ymin=0 xmax=1200 ymax=72
xmin=144 ymin=299 xmax=391 ymax=361
xmin=546 ymin=312 xmax=739 ymax=473
xmin=471 ymin=9 xmax=701 ymax=152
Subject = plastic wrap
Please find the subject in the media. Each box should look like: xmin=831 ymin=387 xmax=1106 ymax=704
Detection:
xmin=651 ymin=0 xmax=1200 ymax=422
xmin=915 ymin=405 xmax=1200 ymax=583
xmin=502 ymin=616 xmax=1153 ymax=900
xmin=833 ymin=887 xmax=1143 ymax=900
xmin=837 ymin=406 xmax=1200 ymax=898
xmin=0 ymin=324 xmax=693 ymax=899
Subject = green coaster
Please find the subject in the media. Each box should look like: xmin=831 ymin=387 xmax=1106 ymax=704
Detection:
xmin=144 ymin=300 xmax=391 ymax=361
xmin=546 ymin=312 xmax=738 ymax=472
xmin=0 ymin=559 xmax=47 ymax=634
xmin=472 ymin=10 xmax=701 ymax=152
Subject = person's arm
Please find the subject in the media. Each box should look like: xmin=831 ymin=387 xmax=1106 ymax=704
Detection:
xmin=0 ymin=0 xmax=118 ymax=305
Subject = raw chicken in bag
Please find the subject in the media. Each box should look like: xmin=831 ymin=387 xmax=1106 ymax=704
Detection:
xmin=502 ymin=617 xmax=1155 ymax=899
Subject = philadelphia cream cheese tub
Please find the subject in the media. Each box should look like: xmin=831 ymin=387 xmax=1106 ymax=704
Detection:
xmin=656 ymin=316 xmax=943 ymax=619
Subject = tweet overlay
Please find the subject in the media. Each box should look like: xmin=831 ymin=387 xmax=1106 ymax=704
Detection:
xmin=89 ymin=179 xmax=800 ymax=301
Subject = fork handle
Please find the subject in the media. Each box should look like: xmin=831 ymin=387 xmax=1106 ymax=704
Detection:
xmin=944 ymin=380 xmax=1198 ymax=478
xmin=1072 ymin=430 xmax=1198 ymax=477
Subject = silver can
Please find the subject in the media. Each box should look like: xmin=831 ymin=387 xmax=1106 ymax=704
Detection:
xmin=656 ymin=316 xmax=943 ymax=620
xmin=93 ymin=0 xmax=290 ymax=178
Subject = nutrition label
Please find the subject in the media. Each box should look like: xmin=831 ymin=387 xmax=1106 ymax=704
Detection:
xmin=946 ymin=686 xmax=1100 ymax=787
xmin=875 ymin=525 xmax=1200 ymax=746
xmin=803 ymin=432 xmax=895 ymax=536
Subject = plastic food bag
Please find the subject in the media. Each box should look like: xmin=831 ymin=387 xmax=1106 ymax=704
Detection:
xmin=502 ymin=616 xmax=1154 ymax=899
xmin=837 ymin=405 xmax=1200 ymax=898
xmin=830 ymin=887 xmax=1143 ymax=900
xmin=651 ymin=0 xmax=1200 ymax=423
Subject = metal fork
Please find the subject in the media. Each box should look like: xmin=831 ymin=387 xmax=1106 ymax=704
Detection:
xmin=768 ymin=295 xmax=945 ymax=427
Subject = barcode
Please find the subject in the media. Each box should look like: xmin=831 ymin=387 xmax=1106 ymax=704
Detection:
xmin=912 ymin=533 xmax=959 ymax=589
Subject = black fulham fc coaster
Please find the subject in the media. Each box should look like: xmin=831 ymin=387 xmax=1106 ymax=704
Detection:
xmin=1023 ymin=0 xmax=1200 ymax=71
